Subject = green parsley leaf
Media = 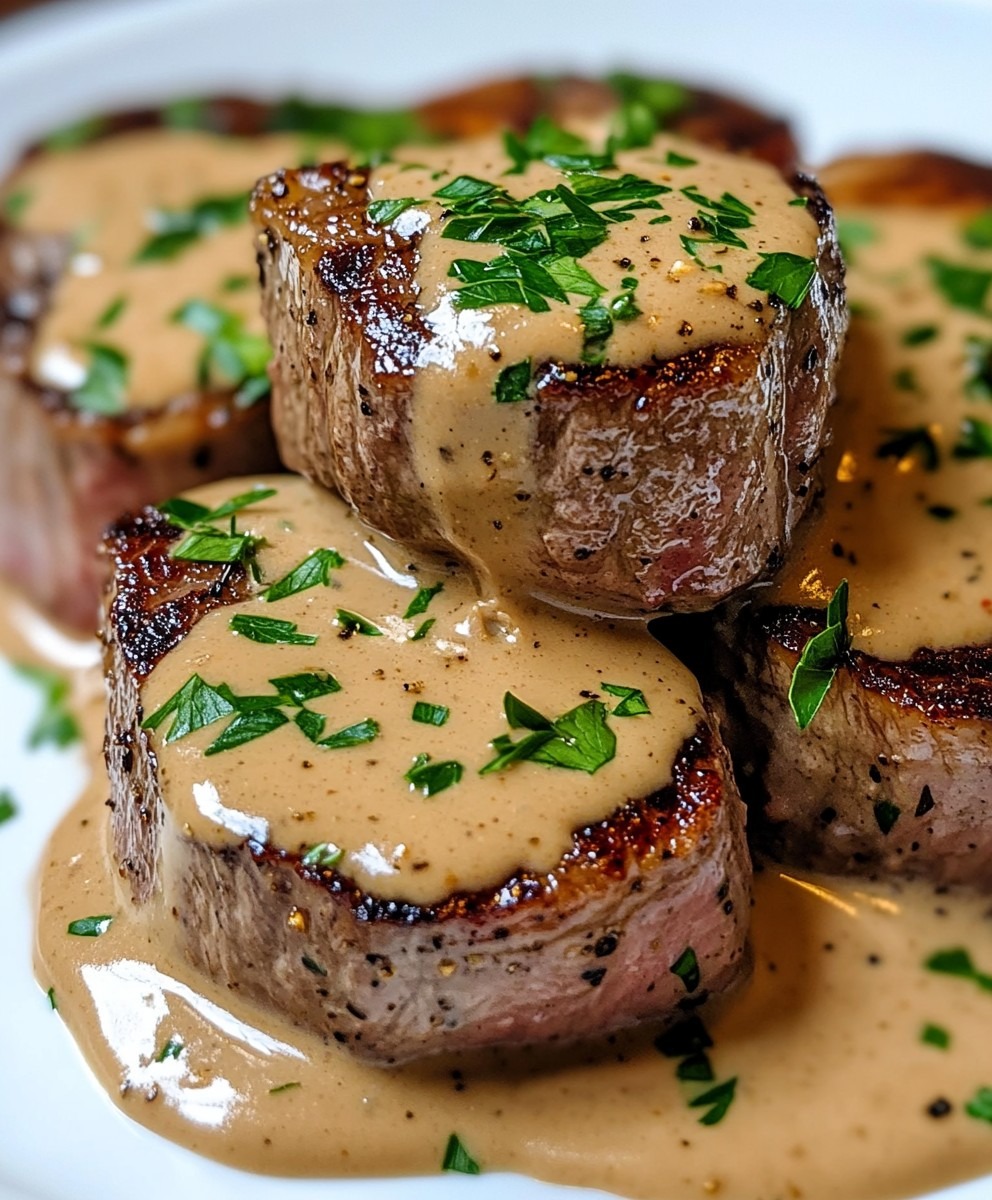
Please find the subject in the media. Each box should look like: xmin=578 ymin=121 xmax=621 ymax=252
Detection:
xmin=205 ymin=487 xmax=278 ymax=521
xmin=412 ymin=701 xmax=449 ymax=726
xmin=263 ymin=548 xmax=345 ymax=602
xmin=47 ymin=987 xmax=57 ymax=1010
xmin=873 ymin=800 xmax=901 ymax=835
xmin=953 ymin=417 xmax=992 ymax=459
xmin=610 ymin=277 xmax=642 ymax=322
xmin=441 ymin=1133 xmax=481 ymax=1175
xmin=921 ymin=1023 xmax=951 ymax=1050
xmin=171 ymin=299 xmax=271 ymax=406
xmin=503 ymin=115 xmax=590 ymax=174
xmin=405 ymin=753 xmax=464 ymax=797
xmin=927 ymin=256 xmax=992 ymax=315
xmin=579 ymin=300 xmax=613 ymax=364
xmin=12 ymin=664 xmax=81 ymax=749
xmin=229 ymin=614 xmax=317 ymax=645
xmin=0 ymin=790 xmax=16 ymax=826
xmin=903 ymin=324 xmax=939 ymax=347
xmin=270 ymin=671 xmax=341 ymax=705
xmin=788 ymin=579 xmax=851 ymax=730
xmin=925 ymin=947 xmax=992 ymax=991
xmin=142 ymin=674 xmax=236 ymax=743
xmin=504 ymin=692 xmax=553 ymax=731
xmin=963 ymin=208 xmax=992 ymax=250
xmin=134 ymin=191 xmax=249 ymax=263
xmin=69 ymin=342 xmax=128 ymax=415
xmin=666 ymin=150 xmax=697 ymax=167
xmin=409 ymin=618 xmax=436 ymax=641
xmin=689 ymin=1077 xmax=737 ymax=1126
xmin=205 ymin=708 xmax=289 ymax=755
xmin=1 ymin=188 xmax=31 ymax=223
xmin=494 ymin=358 xmax=533 ymax=404
xmin=606 ymin=74 xmax=688 ymax=144
xmin=403 ymin=582 xmax=444 ymax=619
xmin=336 ymin=608 xmax=383 ymax=637
xmin=302 ymin=954 xmax=328 ymax=975
xmin=602 ymin=683 xmax=651 ymax=716
xmin=876 ymin=426 xmax=940 ymax=471
xmin=220 ymin=273 xmax=253 ymax=292
xmin=670 ymin=946 xmax=700 ymax=993
xmin=171 ymin=528 xmax=259 ymax=565
xmin=367 ymin=197 xmax=424 ymax=225
xmin=67 ymin=915 xmax=113 ymax=937
xmin=965 ymin=335 xmax=992 ymax=401
xmin=44 ymin=116 xmax=105 ymax=151
xmin=788 ymin=196 xmax=809 ymax=207
xmin=95 ymin=294 xmax=127 ymax=329
xmin=269 ymin=1082 xmax=301 ymax=1095
xmin=318 ymin=718 xmax=379 ymax=750
xmin=301 ymin=842 xmax=344 ymax=869
xmin=835 ymin=217 xmax=876 ymax=264
xmin=269 ymin=99 xmax=426 ymax=164
xmin=745 ymin=252 xmax=817 ymax=309
xmin=155 ymin=1037 xmax=184 ymax=1062
xmin=966 ymin=1087 xmax=992 ymax=1124
xmin=530 ymin=699 xmax=616 ymax=773
xmin=162 ymin=97 xmax=208 ymax=129
xmin=676 ymin=1053 xmax=715 ymax=1082
xmin=893 ymin=366 xmax=918 ymax=392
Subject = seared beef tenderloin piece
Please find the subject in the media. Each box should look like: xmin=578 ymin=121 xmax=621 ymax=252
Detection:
xmin=717 ymin=152 xmax=992 ymax=888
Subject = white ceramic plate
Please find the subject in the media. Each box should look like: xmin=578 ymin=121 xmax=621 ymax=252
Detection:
xmin=1 ymin=2 xmax=991 ymax=1198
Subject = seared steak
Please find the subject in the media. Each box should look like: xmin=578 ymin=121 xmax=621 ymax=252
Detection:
xmin=252 ymin=136 xmax=844 ymax=617
xmin=717 ymin=152 xmax=992 ymax=888
xmin=101 ymin=481 xmax=751 ymax=1064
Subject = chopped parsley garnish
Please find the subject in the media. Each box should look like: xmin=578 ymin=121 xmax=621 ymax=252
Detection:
xmin=297 ymin=714 xmax=380 ymax=749
xmin=876 ymin=426 xmax=940 ymax=472
xmin=405 ymin=753 xmax=464 ymax=797
xmin=409 ymin=618 xmax=436 ymax=641
xmin=0 ymin=790 xmax=16 ymax=826
xmin=1 ymin=188 xmax=31 ymax=223
xmin=494 ymin=358 xmax=532 ymax=403
xmin=272 ymin=672 xmax=342 ymax=705
xmin=835 ymin=217 xmax=876 ymax=264
xmin=441 ymin=1133 xmax=481 ymax=1175
xmin=480 ymin=692 xmax=616 ymax=776
xmin=13 ymin=663 xmax=81 ymax=749
xmin=893 ymin=366 xmax=918 ymax=392
xmin=412 ymin=701 xmax=449 ymax=727
xmin=666 ymin=150 xmax=697 ymax=167
xmin=787 ymin=579 xmax=851 ymax=730
xmin=301 ymin=842 xmax=344 ymax=870
xmin=403 ymin=582 xmax=444 ymax=619
xmin=367 ymin=197 xmax=425 ymax=225
xmin=269 ymin=1082 xmax=301 ymax=1095
xmin=788 ymin=196 xmax=809 ymax=208
xmin=143 ymin=674 xmax=236 ymax=743
xmin=44 ymin=116 xmax=105 ymax=151
xmin=229 ymin=614 xmax=318 ymax=645
xmin=47 ymin=987 xmax=57 ymax=1010
xmin=205 ymin=708 xmax=289 ymax=755
xmin=336 ymin=608 xmax=383 ymax=637
xmin=925 ymin=947 xmax=992 ymax=991
xmin=95 ymin=294 xmax=127 ymax=329
xmin=965 ymin=335 xmax=992 ymax=401
xmin=966 ymin=1088 xmax=992 ymax=1124
xmin=903 ymin=324 xmax=939 ymax=347
xmin=69 ymin=343 xmax=128 ymax=415
xmin=263 ymin=548 xmax=345 ymax=602
xmin=670 ymin=946 xmax=700 ymax=992
xmin=689 ymin=1077 xmax=738 ymax=1126
xmin=503 ymin=115 xmax=592 ymax=174
xmin=605 ymin=73 xmax=689 ymax=152
xmin=160 ymin=485 xmax=276 ymax=529
xmin=602 ymin=683 xmax=651 ymax=716
xmin=921 ymin=1023 xmax=951 ymax=1050
xmin=268 ymin=99 xmax=426 ymax=165
xmin=134 ymin=191 xmax=249 ymax=263
xmin=873 ymin=799 xmax=901 ymax=835
xmin=171 ymin=298 xmax=271 ymax=407
xmin=221 ymin=273 xmax=253 ymax=292
xmin=953 ymin=417 xmax=992 ymax=459
xmin=927 ymin=257 xmax=992 ymax=316
xmin=745 ymin=252 xmax=817 ymax=309
xmin=67 ymin=915 xmax=113 ymax=937
xmin=580 ymin=299 xmax=614 ymax=364
xmin=155 ymin=1037 xmax=184 ymax=1062
xmin=172 ymin=527 xmax=261 ymax=568
xmin=963 ymin=208 xmax=992 ymax=250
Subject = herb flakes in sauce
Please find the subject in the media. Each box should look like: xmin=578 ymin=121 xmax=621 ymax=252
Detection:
xmin=301 ymin=842 xmax=344 ymax=870
xmin=229 ymin=614 xmax=318 ymax=646
xmin=171 ymin=298 xmax=271 ymax=407
xmin=69 ymin=342 xmax=129 ymax=415
xmin=787 ymin=580 xmax=851 ymax=730
xmin=262 ymin=547 xmax=345 ymax=602
xmin=403 ymin=582 xmax=444 ymax=619
xmin=921 ymin=1023 xmax=951 ymax=1050
xmin=602 ymin=683 xmax=651 ymax=717
xmin=412 ymin=702 xmax=450 ymax=727
xmin=13 ymin=663 xmax=81 ymax=750
xmin=134 ymin=190 xmax=249 ymax=263
xmin=926 ymin=257 xmax=992 ymax=316
xmin=336 ymin=608 xmax=383 ymax=637
xmin=925 ymin=947 xmax=992 ymax=991
xmin=67 ymin=915 xmax=113 ymax=937
xmin=155 ymin=1037 xmax=184 ymax=1062
xmin=405 ymin=754 xmax=464 ymax=797
xmin=493 ymin=358 xmax=533 ymax=404
xmin=745 ymin=252 xmax=817 ymax=310
xmin=441 ymin=1133 xmax=481 ymax=1175
xmin=0 ymin=790 xmax=16 ymax=826
xmin=670 ymin=946 xmax=700 ymax=992
xmin=481 ymin=692 xmax=616 ymax=776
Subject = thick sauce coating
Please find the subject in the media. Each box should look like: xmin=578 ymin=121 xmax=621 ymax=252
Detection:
xmin=769 ymin=209 xmax=992 ymax=658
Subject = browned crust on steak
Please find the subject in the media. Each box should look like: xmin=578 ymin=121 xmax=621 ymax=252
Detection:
xmin=819 ymin=150 xmax=992 ymax=209
xmin=253 ymin=161 xmax=844 ymax=614
xmin=103 ymin=500 xmax=752 ymax=1062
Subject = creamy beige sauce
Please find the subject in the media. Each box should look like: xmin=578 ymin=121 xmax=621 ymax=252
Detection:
xmin=368 ymin=133 xmax=819 ymax=599
xmin=143 ymin=477 xmax=700 ymax=904
xmin=769 ymin=208 xmax=992 ymax=659
xmin=36 ymin=739 xmax=992 ymax=1199
xmin=7 ymin=129 xmax=343 ymax=407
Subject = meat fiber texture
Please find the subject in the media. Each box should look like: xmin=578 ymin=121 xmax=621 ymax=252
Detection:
xmin=252 ymin=154 xmax=844 ymax=618
xmin=717 ymin=152 xmax=992 ymax=890
xmin=101 ymin=503 xmax=752 ymax=1064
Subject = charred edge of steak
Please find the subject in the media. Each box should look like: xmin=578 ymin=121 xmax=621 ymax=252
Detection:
xmin=819 ymin=150 xmax=992 ymax=210
xmin=760 ymin=604 xmax=992 ymax=722
xmin=102 ymin=507 xmax=249 ymax=681
xmin=251 ymin=724 xmax=723 ymax=926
